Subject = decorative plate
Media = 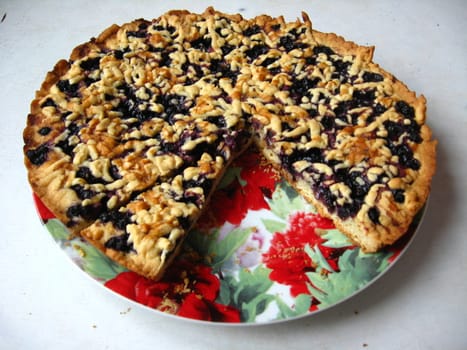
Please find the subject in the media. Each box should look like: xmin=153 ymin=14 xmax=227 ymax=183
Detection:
xmin=33 ymin=149 xmax=423 ymax=324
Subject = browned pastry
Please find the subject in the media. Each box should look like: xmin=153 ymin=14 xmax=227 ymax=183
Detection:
xmin=23 ymin=8 xmax=436 ymax=280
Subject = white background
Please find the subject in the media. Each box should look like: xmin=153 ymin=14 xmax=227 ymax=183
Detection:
xmin=1 ymin=0 xmax=466 ymax=349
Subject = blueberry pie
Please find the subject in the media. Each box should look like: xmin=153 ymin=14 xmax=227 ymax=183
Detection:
xmin=23 ymin=8 xmax=436 ymax=280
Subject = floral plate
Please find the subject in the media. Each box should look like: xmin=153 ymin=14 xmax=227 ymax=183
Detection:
xmin=34 ymin=149 xmax=423 ymax=324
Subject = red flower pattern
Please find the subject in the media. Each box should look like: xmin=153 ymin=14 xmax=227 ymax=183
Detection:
xmin=263 ymin=211 xmax=350 ymax=302
xmin=206 ymin=151 xmax=276 ymax=226
xmin=104 ymin=260 xmax=240 ymax=322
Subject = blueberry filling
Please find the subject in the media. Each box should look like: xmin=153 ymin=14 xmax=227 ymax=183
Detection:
xmin=395 ymin=100 xmax=415 ymax=119
xmin=40 ymin=98 xmax=57 ymax=108
xmin=182 ymin=140 xmax=220 ymax=164
xmin=362 ymin=71 xmax=384 ymax=82
xmin=56 ymin=79 xmax=80 ymax=98
xmin=38 ymin=127 xmax=52 ymax=135
xmin=104 ymin=233 xmax=134 ymax=252
xmin=159 ymin=50 xmax=172 ymax=67
xmin=26 ymin=144 xmax=50 ymax=165
xmin=220 ymin=44 xmax=235 ymax=56
xmin=71 ymin=184 xmax=96 ymax=200
xmin=368 ymin=207 xmax=380 ymax=224
xmin=55 ymin=139 xmax=74 ymax=156
xmin=315 ymin=186 xmax=336 ymax=211
xmin=389 ymin=143 xmax=421 ymax=170
xmin=280 ymin=147 xmax=323 ymax=172
xmin=260 ymin=57 xmax=278 ymax=67
xmin=190 ymin=36 xmax=212 ymax=51
xmin=184 ymin=178 xmax=213 ymax=197
xmin=100 ymin=210 xmax=132 ymax=231
xmin=156 ymin=93 xmax=192 ymax=124
xmin=288 ymin=76 xmax=320 ymax=102
xmin=279 ymin=35 xmax=308 ymax=52
xmin=331 ymin=59 xmax=352 ymax=82
xmin=367 ymin=103 xmax=387 ymax=123
xmin=109 ymin=164 xmax=122 ymax=180
xmin=313 ymin=45 xmax=335 ymax=56
xmin=209 ymin=59 xmax=238 ymax=84
xmin=392 ymin=189 xmax=405 ymax=203
xmin=206 ymin=115 xmax=227 ymax=128
xmin=320 ymin=115 xmax=335 ymax=131
xmin=242 ymin=25 xmax=261 ymax=37
xmin=79 ymin=57 xmax=101 ymax=71
xmin=353 ymin=88 xmax=376 ymax=107
xmin=126 ymin=23 xmax=148 ymax=38
xmin=337 ymin=201 xmax=361 ymax=219
xmin=66 ymin=201 xmax=104 ymax=221
xmin=245 ymin=44 xmax=269 ymax=60
xmin=113 ymin=48 xmax=129 ymax=60
xmin=76 ymin=166 xmax=107 ymax=184
xmin=152 ymin=24 xmax=175 ymax=34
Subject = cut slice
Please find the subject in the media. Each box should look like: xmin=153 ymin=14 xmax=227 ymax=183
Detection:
xmin=81 ymin=149 xmax=237 ymax=280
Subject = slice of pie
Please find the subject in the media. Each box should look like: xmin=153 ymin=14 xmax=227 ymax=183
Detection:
xmin=23 ymin=8 xmax=436 ymax=280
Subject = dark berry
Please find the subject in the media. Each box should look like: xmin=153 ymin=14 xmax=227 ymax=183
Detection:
xmin=279 ymin=35 xmax=295 ymax=51
xmin=313 ymin=45 xmax=335 ymax=56
xmin=104 ymin=233 xmax=134 ymax=253
xmin=159 ymin=51 xmax=172 ymax=66
xmin=71 ymin=184 xmax=95 ymax=200
xmin=190 ymin=36 xmax=212 ymax=51
xmin=362 ymin=71 xmax=384 ymax=82
xmin=390 ymin=143 xmax=421 ymax=170
xmin=260 ymin=57 xmax=278 ymax=67
xmin=242 ymin=25 xmax=261 ymax=37
xmin=56 ymin=80 xmax=79 ymax=98
xmin=315 ymin=186 xmax=336 ymax=210
xmin=79 ymin=57 xmax=101 ymax=71
xmin=320 ymin=116 xmax=335 ymax=131
xmin=66 ymin=203 xmax=101 ymax=221
xmin=76 ymin=166 xmax=106 ymax=184
xmin=38 ymin=127 xmax=52 ymax=136
xmin=40 ymin=98 xmax=57 ymax=108
xmin=395 ymin=100 xmax=415 ymax=119
xmin=209 ymin=59 xmax=238 ymax=84
xmin=353 ymin=88 xmax=376 ymax=107
xmin=384 ymin=120 xmax=404 ymax=141
xmin=100 ymin=210 xmax=132 ymax=231
xmin=280 ymin=148 xmax=323 ymax=172
xmin=55 ymin=139 xmax=74 ymax=156
xmin=367 ymin=103 xmax=387 ymax=123
xmin=392 ymin=189 xmax=405 ymax=203
xmin=331 ymin=59 xmax=351 ymax=82
xmin=368 ymin=207 xmax=380 ymax=224
xmin=109 ymin=164 xmax=122 ymax=180
xmin=245 ymin=44 xmax=269 ymax=60
xmin=126 ymin=27 xmax=147 ymax=38
xmin=206 ymin=116 xmax=226 ymax=128
xmin=289 ymin=77 xmax=319 ymax=102
xmin=26 ymin=144 xmax=49 ymax=165
xmin=337 ymin=201 xmax=360 ymax=219
xmin=221 ymin=44 xmax=235 ymax=56
xmin=184 ymin=178 xmax=213 ymax=197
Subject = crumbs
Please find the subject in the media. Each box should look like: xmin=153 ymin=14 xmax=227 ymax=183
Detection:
xmin=120 ymin=307 xmax=132 ymax=315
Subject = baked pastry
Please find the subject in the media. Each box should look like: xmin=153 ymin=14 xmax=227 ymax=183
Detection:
xmin=23 ymin=8 xmax=436 ymax=280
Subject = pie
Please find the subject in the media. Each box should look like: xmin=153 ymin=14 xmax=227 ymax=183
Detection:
xmin=23 ymin=8 xmax=436 ymax=280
